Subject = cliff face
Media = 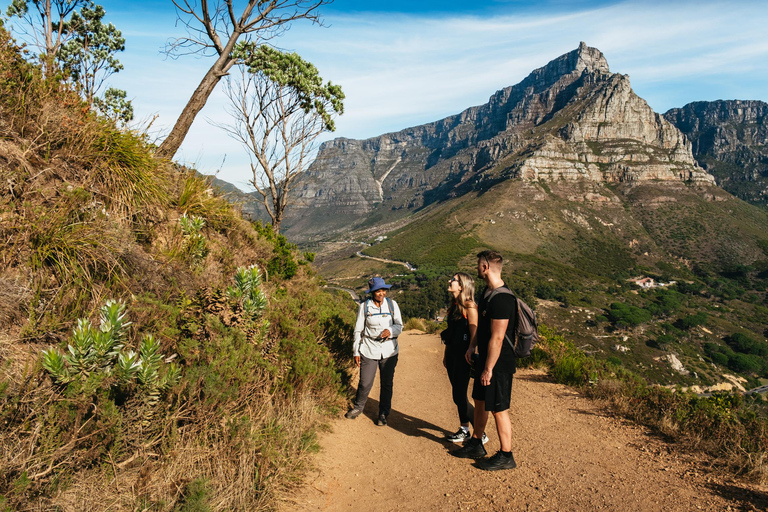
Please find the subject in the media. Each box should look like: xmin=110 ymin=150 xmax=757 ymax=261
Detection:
xmin=665 ymin=100 xmax=768 ymax=206
xmin=284 ymin=43 xmax=715 ymax=240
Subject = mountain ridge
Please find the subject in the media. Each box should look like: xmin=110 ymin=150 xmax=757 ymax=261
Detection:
xmin=284 ymin=43 xmax=714 ymax=241
xmin=665 ymin=99 xmax=768 ymax=207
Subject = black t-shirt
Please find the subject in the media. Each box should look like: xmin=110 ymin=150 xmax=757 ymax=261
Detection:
xmin=477 ymin=285 xmax=517 ymax=373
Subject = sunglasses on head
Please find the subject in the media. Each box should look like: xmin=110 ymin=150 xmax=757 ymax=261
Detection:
xmin=449 ymin=277 xmax=459 ymax=283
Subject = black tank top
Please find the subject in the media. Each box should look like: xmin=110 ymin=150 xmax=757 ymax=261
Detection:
xmin=445 ymin=309 xmax=470 ymax=350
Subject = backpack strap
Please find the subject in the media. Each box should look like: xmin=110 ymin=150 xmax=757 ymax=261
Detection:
xmin=364 ymin=297 xmax=395 ymax=317
xmin=485 ymin=286 xmax=517 ymax=351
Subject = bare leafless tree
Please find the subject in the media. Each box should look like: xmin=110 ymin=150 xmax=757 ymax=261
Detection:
xmin=156 ymin=0 xmax=330 ymax=160
xmin=216 ymin=46 xmax=343 ymax=232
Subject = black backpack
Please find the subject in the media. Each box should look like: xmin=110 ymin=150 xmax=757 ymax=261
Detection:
xmin=486 ymin=287 xmax=539 ymax=358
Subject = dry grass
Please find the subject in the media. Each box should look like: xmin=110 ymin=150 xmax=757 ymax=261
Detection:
xmin=404 ymin=317 xmax=427 ymax=332
xmin=52 ymin=377 xmax=333 ymax=511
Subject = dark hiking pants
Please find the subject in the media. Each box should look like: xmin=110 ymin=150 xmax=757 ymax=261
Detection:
xmin=354 ymin=353 xmax=398 ymax=417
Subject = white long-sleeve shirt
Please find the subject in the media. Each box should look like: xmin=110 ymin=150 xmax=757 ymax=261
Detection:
xmin=352 ymin=298 xmax=403 ymax=359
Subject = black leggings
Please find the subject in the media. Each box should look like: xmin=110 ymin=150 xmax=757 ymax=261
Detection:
xmin=445 ymin=344 xmax=474 ymax=425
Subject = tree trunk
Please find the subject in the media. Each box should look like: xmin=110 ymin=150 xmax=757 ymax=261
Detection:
xmin=156 ymin=57 xmax=233 ymax=160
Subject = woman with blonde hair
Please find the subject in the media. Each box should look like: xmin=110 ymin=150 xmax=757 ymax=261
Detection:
xmin=442 ymin=272 xmax=485 ymax=444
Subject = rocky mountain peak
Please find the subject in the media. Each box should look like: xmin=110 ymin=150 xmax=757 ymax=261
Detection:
xmin=283 ymin=44 xmax=715 ymax=241
xmin=537 ymin=41 xmax=610 ymax=80
xmin=575 ymin=41 xmax=610 ymax=74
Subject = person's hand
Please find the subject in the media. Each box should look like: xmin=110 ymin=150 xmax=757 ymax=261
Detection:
xmin=464 ymin=347 xmax=474 ymax=365
xmin=481 ymin=368 xmax=492 ymax=386
xmin=354 ymin=356 xmax=361 ymax=367
xmin=379 ymin=329 xmax=391 ymax=340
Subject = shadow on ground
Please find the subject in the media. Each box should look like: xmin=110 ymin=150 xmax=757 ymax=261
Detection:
xmin=355 ymin=398 xmax=451 ymax=443
xmin=707 ymin=481 xmax=768 ymax=510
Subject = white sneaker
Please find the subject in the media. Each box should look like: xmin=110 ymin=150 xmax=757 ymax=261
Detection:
xmin=481 ymin=432 xmax=489 ymax=444
xmin=446 ymin=427 xmax=470 ymax=443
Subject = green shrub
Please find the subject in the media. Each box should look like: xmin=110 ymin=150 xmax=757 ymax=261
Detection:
xmin=607 ymin=302 xmax=651 ymax=327
xmin=227 ymin=265 xmax=269 ymax=322
xmin=727 ymin=333 xmax=768 ymax=356
xmin=647 ymin=289 xmax=683 ymax=317
xmin=40 ymin=300 xmax=181 ymax=405
xmin=252 ymin=222 xmax=299 ymax=280
xmin=175 ymin=478 xmax=213 ymax=512
xmin=179 ymin=213 xmax=208 ymax=263
xmin=676 ymin=312 xmax=708 ymax=330
xmin=656 ymin=334 xmax=676 ymax=345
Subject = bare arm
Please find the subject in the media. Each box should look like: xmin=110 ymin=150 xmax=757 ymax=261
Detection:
xmin=464 ymin=307 xmax=479 ymax=364
xmin=481 ymin=318 xmax=509 ymax=386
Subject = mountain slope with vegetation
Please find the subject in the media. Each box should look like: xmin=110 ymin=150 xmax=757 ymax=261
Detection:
xmin=286 ymin=45 xmax=768 ymax=395
xmin=0 ymin=29 xmax=355 ymax=510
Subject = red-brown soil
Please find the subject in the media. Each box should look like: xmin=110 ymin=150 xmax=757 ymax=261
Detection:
xmin=284 ymin=331 xmax=768 ymax=511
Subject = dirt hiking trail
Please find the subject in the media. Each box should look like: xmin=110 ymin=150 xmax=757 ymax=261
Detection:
xmin=284 ymin=332 xmax=768 ymax=511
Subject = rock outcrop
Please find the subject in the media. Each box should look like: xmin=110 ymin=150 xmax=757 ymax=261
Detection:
xmin=665 ymin=100 xmax=768 ymax=206
xmin=284 ymin=43 xmax=715 ymax=240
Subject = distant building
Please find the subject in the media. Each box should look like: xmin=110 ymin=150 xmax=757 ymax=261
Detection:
xmin=628 ymin=276 xmax=677 ymax=289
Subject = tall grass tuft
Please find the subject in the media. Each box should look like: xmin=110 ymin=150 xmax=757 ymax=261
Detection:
xmin=176 ymin=172 xmax=239 ymax=232
xmin=30 ymin=214 xmax=125 ymax=286
xmin=404 ymin=317 xmax=427 ymax=331
xmin=91 ymin=128 xmax=169 ymax=217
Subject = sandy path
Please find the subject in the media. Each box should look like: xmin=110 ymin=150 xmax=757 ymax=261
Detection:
xmin=284 ymin=331 xmax=768 ymax=511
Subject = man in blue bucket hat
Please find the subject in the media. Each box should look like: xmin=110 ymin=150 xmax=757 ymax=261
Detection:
xmin=345 ymin=277 xmax=403 ymax=426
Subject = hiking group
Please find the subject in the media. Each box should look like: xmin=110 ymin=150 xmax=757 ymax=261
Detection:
xmin=345 ymin=250 xmax=524 ymax=471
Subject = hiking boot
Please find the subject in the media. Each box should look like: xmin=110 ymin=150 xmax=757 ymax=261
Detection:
xmin=450 ymin=438 xmax=487 ymax=459
xmin=376 ymin=414 xmax=387 ymax=426
xmin=479 ymin=450 xmax=517 ymax=471
xmin=345 ymin=407 xmax=363 ymax=419
xmin=446 ymin=428 xmax=470 ymax=443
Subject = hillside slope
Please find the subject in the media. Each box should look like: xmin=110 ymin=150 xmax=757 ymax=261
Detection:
xmin=0 ymin=28 xmax=354 ymax=510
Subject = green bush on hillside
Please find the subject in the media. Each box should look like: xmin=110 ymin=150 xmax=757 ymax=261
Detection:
xmin=704 ymin=342 xmax=768 ymax=377
xmin=607 ymin=302 xmax=652 ymax=328
xmin=646 ymin=288 xmax=683 ymax=317
xmin=726 ymin=333 xmax=768 ymax=357
xmin=676 ymin=312 xmax=708 ymax=330
xmin=252 ymin=221 xmax=299 ymax=280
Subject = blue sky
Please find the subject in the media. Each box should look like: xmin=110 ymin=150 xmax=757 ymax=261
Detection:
xmin=5 ymin=1 xmax=768 ymax=190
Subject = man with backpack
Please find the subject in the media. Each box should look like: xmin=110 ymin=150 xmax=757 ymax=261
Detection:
xmin=451 ymin=250 xmax=518 ymax=470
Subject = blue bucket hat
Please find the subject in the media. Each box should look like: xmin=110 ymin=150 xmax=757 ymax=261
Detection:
xmin=365 ymin=277 xmax=392 ymax=294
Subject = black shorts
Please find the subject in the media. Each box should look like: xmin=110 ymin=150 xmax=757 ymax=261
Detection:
xmin=472 ymin=370 xmax=513 ymax=413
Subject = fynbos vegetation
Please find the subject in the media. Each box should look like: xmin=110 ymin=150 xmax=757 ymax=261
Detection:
xmin=0 ymin=26 xmax=354 ymax=510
